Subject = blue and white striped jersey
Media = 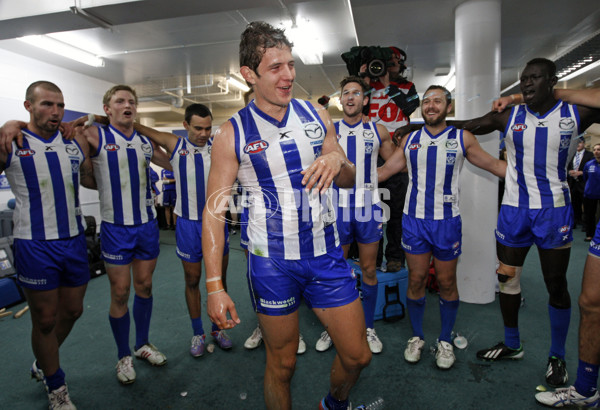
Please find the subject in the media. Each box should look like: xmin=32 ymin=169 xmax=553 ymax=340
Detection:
xmin=503 ymin=101 xmax=580 ymax=209
xmin=92 ymin=125 xmax=156 ymax=225
xmin=334 ymin=120 xmax=381 ymax=207
xmin=404 ymin=126 xmax=466 ymax=220
xmin=231 ymin=99 xmax=339 ymax=260
xmin=171 ymin=137 xmax=212 ymax=220
xmin=5 ymin=129 xmax=85 ymax=240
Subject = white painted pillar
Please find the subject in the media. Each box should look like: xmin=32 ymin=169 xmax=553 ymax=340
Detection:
xmin=455 ymin=0 xmax=501 ymax=303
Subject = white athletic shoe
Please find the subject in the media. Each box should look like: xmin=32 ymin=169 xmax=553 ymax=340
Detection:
xmin=315 ymin=331 xmax=333 ymax=352
xmin=116 ymin=356 xmax=136 ymax=385
xmin=297 ymin=334 xmax=306 ymax=355
xmin=366 ymin=328 xmax=383 ymax=354
xmin=47 ymin=384 xmax=76 ymax=410
xmin=404 ymin=336 xmax=426 ymax=363
xmin=435 ymin=340 xmax=456 ymax=369
xmin=535 ymin=385 xmax=600 ymax=407
xmin=134 ymin=343 xmax=167 ymax=366
xmin=31 ymin=360 xmax=44 ymax=382
xmin=244 ymin=326 xmax=263 ymax=350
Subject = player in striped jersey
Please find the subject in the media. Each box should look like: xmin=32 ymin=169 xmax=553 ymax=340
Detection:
xmin=451 ymin=58 xmax=600 ymax=387
xmin=80 ymin=85 xmax=172 ymax=385
xmin=0 ymin=81 xmax=96 ymax=409
xmin=316 ymin=76 xmax=395 ymax=355
xmin=132 ymin=104 xmax=234 ymax=356
xmin=379 ymin=85 xmax=506 ymax=370
xmin=202 ymin=22 xmax=370 ymax=410
xmin=496 ymin=86 xmax=600 ymax=407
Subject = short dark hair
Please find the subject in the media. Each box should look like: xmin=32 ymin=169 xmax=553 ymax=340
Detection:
xmin=26 ymin=81 xmax=62 ymax=102
xmin=239 ymin=21 xmax=293 ymax=74
xmin=340 ymin=76 xmax=370 ymax=94
xmin=526 ymin=58 xmax=557 ymax=78
xmin=424 ymin=85 xmax=452 ymax=106
xmin=184 ymin=103 xmax=212 ymax=124
xmin=103 ymin=85 xmax=138 ymax=106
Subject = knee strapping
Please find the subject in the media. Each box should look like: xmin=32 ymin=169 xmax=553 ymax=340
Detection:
xmin=498 ymin=264 xmax=522 ymax=295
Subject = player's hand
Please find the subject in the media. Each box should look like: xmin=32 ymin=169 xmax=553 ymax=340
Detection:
xmin=207 ymin=291 xmax=240 ymax=330
xmin=393 ymin=125 xmax=411 ymax=146
xmin=492 ymin=96 xmax=514 ymax=112
xmin=301 ymin=151 xmax=345 ymax=194
xmin=0 ymin=121 xmax=26 ymax=153
xmin=361 ymin=114 xmax=371 ymax=124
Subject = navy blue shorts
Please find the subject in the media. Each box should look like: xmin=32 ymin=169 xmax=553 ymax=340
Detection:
xmin=100 ymin=220 xmax=160 ymax=265
xmin=401 ymin=214 xmax=462 ymax=261
xmin=496 ymin=205 xmax=573 ymax=249
xmin=175 ymin=218 xmax=229 ymax=263
xmin=15 ymin=234 xmax=89 ymax=290
xmin=247 ymin=246 xmax=359 ymax=316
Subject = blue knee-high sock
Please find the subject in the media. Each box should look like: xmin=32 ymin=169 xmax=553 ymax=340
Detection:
xmin=324 ymin=392 xmax=349 ymax=410
xmin=407 ymin=296 xmax=426 ymax=339
xmin=109 ymin=310 xmax=131 ymax=359
xmin=504 ymin=326 xmax=520 ymax=350
xmin=439 ymin=297 xmax=459 ymax=343
xmin=44 ymin=367 xmax=65 ymax=392
xmin=133 ymin=295 xmax=153 ymax=350
xmin=361 ymin=282 xmax=378 ymax=329
xmin=574 ymin=359 xmax=600 ymax=397
xmin=191 ymin=317 xmax=204 ymax=336
xmin=548 ymin=304 xmax=571 ymax=359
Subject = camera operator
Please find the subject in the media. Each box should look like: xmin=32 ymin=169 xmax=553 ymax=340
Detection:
xmin=360 ymin=47 xmax=419 ymax=273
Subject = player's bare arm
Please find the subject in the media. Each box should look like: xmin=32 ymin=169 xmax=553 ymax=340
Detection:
xmin=133 ymin=123 xmax=178 ymax=154
xmin=463 ymin=130 xmax=507 ymax=178
xmin=202 ymin=120 xmax=240 ymax=330
xmin=0 ymin=120 xmax=27 ymax=153
xmin=377 ymin=124 xmax=396 ymax=160
xmin=378 ymin=133 xmax=408 ymax=182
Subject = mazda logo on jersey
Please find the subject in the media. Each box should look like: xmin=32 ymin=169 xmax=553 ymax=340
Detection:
xmin=512 ymin=124 xmax=527 ymax=132
xmin=141 ymin=144 xmax=152 ymax=153
xmin=559 ymin=118 xmax=575 ymax=130
xmin=244 ymin=140 xmax=269 ymax=154
xmin=104 ymin=144 xmax=120 ymax=151
xmin=178 ymin=149 xmax=189 ymax=156
xmin=363 ymin=130 xmax=374 ymax=139
xmin=15 ymin=149 xmax=35 ymax=157
xmin=446 ymin=140 xmax=458 ymax=149
xmin=408 ymin=143 xmax=421 ymax=150
xmin=304 ymin=123 xmax=323 ymax=140
xmin=207 ymin=146 xmax=212 ymax=155
xmin=65 ymin=145 xmax=79 ymax=155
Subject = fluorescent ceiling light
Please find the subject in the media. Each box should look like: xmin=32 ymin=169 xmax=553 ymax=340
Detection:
xmin=226 ymin=75 xmax=250 ymax=92
xmin=17 ymin=35 xmax=105 ymax=67
xmin=286 ymin=18 xmax=324 ymax=65
xmin=558 ymin=59 xmax=600 ymax=82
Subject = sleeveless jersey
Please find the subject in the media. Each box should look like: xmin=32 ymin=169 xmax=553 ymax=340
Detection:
xmin=503 ymin=101 xmax=580 ymax=209
xmin=334 ymin=120 xmax=381 ymax=207
xmin=161 ymin=169 xmax=176 ymax=191
xmin=92 ymin=125 xmax=156 ymax=225
xmin=231 ymin=99 xmax=339 ymax=260
xmin=171 ymin=137 xmax=212 ymax=220
xmin=5 ymin=129 xmax=85 ymax=240
xmin=404 ymin=126 xmax=466 ymax=220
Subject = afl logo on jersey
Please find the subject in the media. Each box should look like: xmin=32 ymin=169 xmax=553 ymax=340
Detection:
xmin=559 ymin=225 xmax=570 ymax=234
xmin=512 ymin=124 xmax=527 ymax=132
xmin=244 ymin=140 xmax=269 ymax=154
xmin=104 ymin=144 xmax=120 ymax=151
xmin=408 ymin=143 xmax=421 ymax=151
xmin=304 ymin=123 xmax=323 ymax=140
xmin=65 ymin=145 xmax=80 ymax=156
xmin=15 ymin=149 xmax=35 ymax=157
xmin=363 ymin=130 xmax=374 ymax=139
xmin=178 ymin=149 xmax=189 ymax=156
xmin=559 ymin=118 xmax=575 ymax=130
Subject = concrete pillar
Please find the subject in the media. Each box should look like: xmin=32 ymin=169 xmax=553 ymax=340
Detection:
xmin=454 ymin=0 xmax=501 ymax=303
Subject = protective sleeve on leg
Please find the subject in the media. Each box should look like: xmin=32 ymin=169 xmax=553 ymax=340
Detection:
xmin=498 ymin=266 xmax=522 ymax=295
